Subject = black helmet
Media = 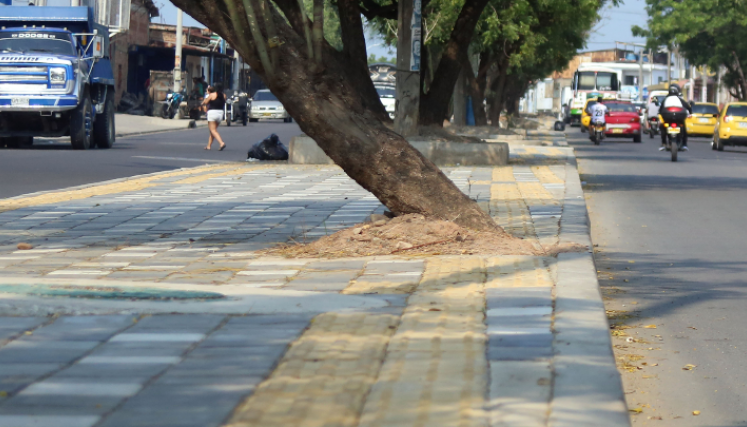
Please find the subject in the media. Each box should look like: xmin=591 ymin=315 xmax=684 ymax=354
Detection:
xmin=669 ymin=83 xmax=681 ymax=96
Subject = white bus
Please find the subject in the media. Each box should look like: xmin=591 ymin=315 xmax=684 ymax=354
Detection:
xmin=568 ymin=66 xmax=622 ymax=126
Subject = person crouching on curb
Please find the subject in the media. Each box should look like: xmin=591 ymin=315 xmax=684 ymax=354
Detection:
xmin=202 ymin=83 xmax=227 ymax=151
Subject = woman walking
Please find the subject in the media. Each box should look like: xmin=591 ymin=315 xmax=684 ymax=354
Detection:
xmin=202 ymin=83 xmax=227 ymax=151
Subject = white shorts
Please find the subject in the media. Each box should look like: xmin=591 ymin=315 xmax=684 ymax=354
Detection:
xmin=207 ymin=109 xmax=224 ymax=122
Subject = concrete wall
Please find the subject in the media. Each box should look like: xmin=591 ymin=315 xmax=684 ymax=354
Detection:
xmin=288 ymin=136 xmax=509 ymax=167
xmin=110 ymin=0 xmax=151 ymax=105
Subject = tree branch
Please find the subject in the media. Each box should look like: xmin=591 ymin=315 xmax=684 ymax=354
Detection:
xmin=241 ymin=0 xmax=274 ymax=75
xmin=312 ymin=0 xmax=324 ymax=67
xmin=337 ymin=0 xmax=368 ymax=68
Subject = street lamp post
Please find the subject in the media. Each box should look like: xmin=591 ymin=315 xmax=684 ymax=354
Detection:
xmin=174 ymin=9 xmax=183 ymax=93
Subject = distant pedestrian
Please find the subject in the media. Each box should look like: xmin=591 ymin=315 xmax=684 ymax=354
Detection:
xmin=202 ymin=83 xmax=227 ymax=151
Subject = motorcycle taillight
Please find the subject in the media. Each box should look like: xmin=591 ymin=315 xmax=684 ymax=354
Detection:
xmin=666 ymin=107 xmax=684 ymax=112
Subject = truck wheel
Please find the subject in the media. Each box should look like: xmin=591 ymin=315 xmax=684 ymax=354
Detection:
xmin=93 ymin=94 xmax=115 ymax=149
xmin=71 ymin=96 xmax=93 ymax=150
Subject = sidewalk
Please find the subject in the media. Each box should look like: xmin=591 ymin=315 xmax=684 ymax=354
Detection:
xmin=115 ymin=113 xmax=207 ymax=138
xmin=0 ymin=147 xmax=629 ymax=426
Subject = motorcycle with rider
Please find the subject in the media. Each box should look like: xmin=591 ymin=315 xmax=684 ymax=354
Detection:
xmin=588 ymin=96 xmax=608 ymax=145
xmin=656 ymin=84 xmax=692 ymax=161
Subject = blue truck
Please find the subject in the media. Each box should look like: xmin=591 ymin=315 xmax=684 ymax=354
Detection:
xmin=0 ymin=6 xmax=115 ymax=149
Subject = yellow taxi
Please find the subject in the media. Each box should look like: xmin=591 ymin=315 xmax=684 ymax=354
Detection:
xmin=686 ymin=102 xmax=719 ymax=136
xmin=581 ymin=98 xmax=599 ymax=131
xmin=713 ymin=103 xmax=747 ymax=151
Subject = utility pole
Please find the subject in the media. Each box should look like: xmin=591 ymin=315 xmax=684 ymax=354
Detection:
xmin=688 ymin=65 xmax=694 ymax=100
xmin=638 ymin=49 xmax=644 ymax=101
xmin=394 ymin=0 xmax=422 ymax=137
xmin=173 ymin=9 xmax=183 ymax=93
xmin=667 ymin=48 xmax=671 ymax=86
xmin=701 ymin=67 xmax=708 ymax=102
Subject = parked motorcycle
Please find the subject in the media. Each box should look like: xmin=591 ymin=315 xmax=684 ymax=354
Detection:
xmin=161 ymin=91 xmax=185 ymax=119
xmin=590 ymin=122 xmax=606 ymax=145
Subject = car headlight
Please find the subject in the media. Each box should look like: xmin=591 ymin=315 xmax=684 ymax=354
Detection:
xmin=277 ymin=106 xmax=285 ymax=111
xmin=50 ymin=67 xmax=66 ymax=84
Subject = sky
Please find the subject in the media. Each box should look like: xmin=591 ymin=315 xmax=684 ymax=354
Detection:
xmin=156 ymin=0 xmax=648 ymax=57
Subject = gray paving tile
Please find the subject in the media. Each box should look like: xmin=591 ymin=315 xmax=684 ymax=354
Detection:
xmin=488 ymin=346 xmax=554 ymax=361
xmin=285 ymin=271 xmax=357 ymax=292
xmin=486 ymin=287 xmax=553 ymax=309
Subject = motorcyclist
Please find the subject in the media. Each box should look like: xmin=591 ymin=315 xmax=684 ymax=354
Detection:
xmin=658 ymin=83 xmax=692 ymax=151
xmin=588 ymin=96 xmax=609 ymax=140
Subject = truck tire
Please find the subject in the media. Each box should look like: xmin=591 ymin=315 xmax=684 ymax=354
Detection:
xmin=71 ymin=96 xmax=93 ymax=150
xmin=93 ymin=94 xmax=115 ymax=149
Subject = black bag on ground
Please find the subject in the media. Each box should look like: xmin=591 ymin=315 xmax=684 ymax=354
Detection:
xmin=247 ymin=134 xmax=289 ymax=160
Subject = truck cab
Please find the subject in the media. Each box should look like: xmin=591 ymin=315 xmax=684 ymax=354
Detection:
xmin=0 ymin=6 xmax=115 ymax=149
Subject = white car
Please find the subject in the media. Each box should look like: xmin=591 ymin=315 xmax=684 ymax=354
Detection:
xmin=249 ymin=89 xmax=292 ymax=123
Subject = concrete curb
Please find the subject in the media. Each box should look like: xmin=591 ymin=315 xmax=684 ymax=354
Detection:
xmin=288 ymin=135 xmax=509 ymax=166
xmin=548 ymin=153 xmax=630 ymax=426
xmin=116 ymin=120 xmax=208 ymax=138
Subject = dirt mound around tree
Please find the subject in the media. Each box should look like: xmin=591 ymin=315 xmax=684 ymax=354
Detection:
xmin=265 ymin=214 xmax=586 ymax=258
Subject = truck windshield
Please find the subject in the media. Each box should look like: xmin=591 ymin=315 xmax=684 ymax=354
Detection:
xmin=0 ymin=32 xmax=75 ymax=56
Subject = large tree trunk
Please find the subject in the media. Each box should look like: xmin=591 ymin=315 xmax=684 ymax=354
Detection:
xmin=418 ymin=0 xmax=491 ymax=127
xmin=464 ymin=51 xmax=491 ymax=126
xmin=488 ymin=62 xmax=509 ymax=125
xmin=170 ymin=0 xmax=500 ymax=232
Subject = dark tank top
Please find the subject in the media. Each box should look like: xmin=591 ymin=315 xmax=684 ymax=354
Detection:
xmin=207 ymin=93 xmax=225 ymax=111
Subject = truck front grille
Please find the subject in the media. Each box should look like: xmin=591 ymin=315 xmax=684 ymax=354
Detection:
xmin=0 ymin=65 xmax=49 ymax=85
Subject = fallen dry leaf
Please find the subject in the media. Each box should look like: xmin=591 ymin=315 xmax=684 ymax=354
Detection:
xmin=683 ymin=364 xmax=697 ymax=371
xmin=644 ymin=324 xmax=657 ymax=329
xmin=16 ymin=242 xmax=33 ymax=250
xmin=629 ymin=407 xmax=643 ymax=414
xmin=692 ymin=410 xmax=701 ymax=416
xmin=651 ymin=363 xmax=658 ymax=366
xmin=688 ymin=326 xmax=697 ymax=330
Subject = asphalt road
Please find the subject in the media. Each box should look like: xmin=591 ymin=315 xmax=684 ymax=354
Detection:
xmin=0 ymin=120 xmax=301 ymax=199
xmin=570 ymin=128 xmax=747 ymax=426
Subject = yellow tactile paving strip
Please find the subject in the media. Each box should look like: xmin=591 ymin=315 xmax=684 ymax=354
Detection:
xmin=358 ymin=257 xmax=488 ymax=427
xmin=225 ymin=255 xmax=556 ymax=427
xmin=0 ymin=163 xmax=241 ymax=213
xmin=225 ymin=312 xmax=399 ymax=427
xmin=490 ymin=180 xmax=536 ymax=240
xmin=485 ymin=256 xmax=553 ymax=289
xmin=530 ymin=166 xmax=564 ymax=184
xmin=517 ymin=182 xmax=558 ymax=206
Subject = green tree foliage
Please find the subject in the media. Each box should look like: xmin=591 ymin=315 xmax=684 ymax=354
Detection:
xmin=469 ymin=0 xmax=606 ymax=123
xmin=303 ymin=0 xmax=343 ymax=50
xmin=632 ymin=0 xmax=747 ymax=99
xmin=368 ymin=53 xmax=395 ymax=64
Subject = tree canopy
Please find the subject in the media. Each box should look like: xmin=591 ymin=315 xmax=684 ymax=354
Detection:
xmin=632 ymin=0 xmax=747 ymax=99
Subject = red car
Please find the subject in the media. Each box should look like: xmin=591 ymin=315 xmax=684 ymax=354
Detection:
xmin=603 ymin=101 xmax=642 ymax=143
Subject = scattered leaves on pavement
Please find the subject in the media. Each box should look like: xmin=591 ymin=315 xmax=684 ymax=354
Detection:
xmin=644 ymin=324 xmax=657 ymax=329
